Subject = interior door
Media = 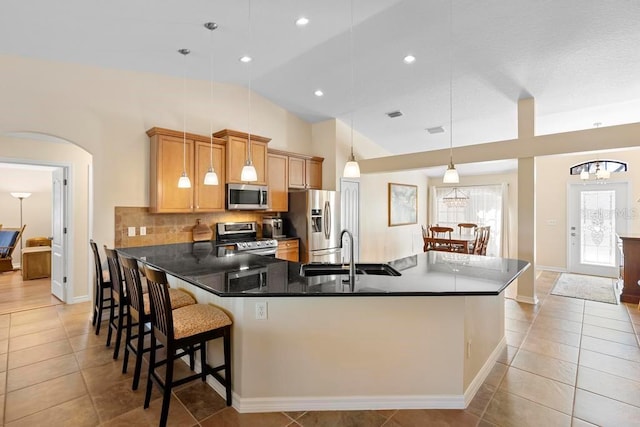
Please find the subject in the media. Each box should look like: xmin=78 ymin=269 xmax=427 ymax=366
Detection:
xmin=51 ymin=167 xmax=67 ymax=301
xmin=340 ymin=178 xmax=360 ymax=263
xmin=568 ymin=182 xmax=628 ymax=278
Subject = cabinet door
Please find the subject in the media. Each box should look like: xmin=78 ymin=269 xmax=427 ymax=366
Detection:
xmin=288 ymin=156 xmax=306 ymax=189
xmin=151 ymin=135 xmax=194 ymax=213
xmin=306 ymin=159 xmax=323 ymax=189
xmin=194 ymin=141 xmax=226 ymax=212
xmin=226 ymin=136 xmax=268 ymax=185
xmin=276 ymin=240 xmax=299 ymax=262
xmin=267 ymin=153 xmax=288 ymax=212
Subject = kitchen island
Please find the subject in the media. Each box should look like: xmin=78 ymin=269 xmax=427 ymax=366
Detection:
xmin=117 ymin=243 xmax=529 ymax=413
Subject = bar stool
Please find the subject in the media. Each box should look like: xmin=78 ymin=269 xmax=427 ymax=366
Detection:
xmin=89 ymin=240 xmax=114 ymax=335
xmin=103 ymin=246 xmax=127 ymax=359
xmin=143 ymin=265 xmax=232 ymax=427
xmin=119 ymin=255 xmax=197 ymax=391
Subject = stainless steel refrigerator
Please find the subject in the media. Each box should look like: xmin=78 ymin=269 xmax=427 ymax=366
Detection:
xmin=283 ymin=190 xmax=341 ymax=264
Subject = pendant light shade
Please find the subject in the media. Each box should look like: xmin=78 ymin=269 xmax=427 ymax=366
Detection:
xmin=342 ymin=0 xmax=360 ymax=179
xmin=177 ymin=48 xmax=191 ymax=189
xmin=442 ymin=0 xmax=459 ymax=185
xmin=241 ymin=0 xmax=257 ymax=182
xmin=204 ymin=22 xmax=219 ymax=186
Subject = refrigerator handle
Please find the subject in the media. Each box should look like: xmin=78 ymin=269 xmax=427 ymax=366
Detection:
xmin=324 ymin=201 xmax=331 ymax=239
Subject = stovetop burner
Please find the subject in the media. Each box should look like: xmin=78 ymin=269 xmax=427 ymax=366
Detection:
xmin=215 ymin=221 xmax=277 ymax=254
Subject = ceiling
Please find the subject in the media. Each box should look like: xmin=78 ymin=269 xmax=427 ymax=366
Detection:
xmin=2 ymin=0 xmax=640 ymax=167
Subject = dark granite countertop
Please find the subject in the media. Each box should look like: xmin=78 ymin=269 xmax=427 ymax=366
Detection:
xmin=116 ymin=242 xmax=530 ymax=297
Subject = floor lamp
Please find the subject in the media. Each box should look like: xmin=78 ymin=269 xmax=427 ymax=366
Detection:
xmin=10 ymin=192 xmax=31 ymax=251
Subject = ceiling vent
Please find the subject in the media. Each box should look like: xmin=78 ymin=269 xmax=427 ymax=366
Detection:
xmin=426 ymin=126 xmax=445 ymax=134
xmin=386 ymin=110 xmax=403 ymax=118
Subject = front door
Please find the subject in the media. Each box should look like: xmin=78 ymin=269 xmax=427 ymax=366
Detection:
xmin=568 ymin=182 xmax=628 ymax=278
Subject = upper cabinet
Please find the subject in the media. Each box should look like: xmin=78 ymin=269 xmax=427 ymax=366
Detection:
xmin=267 ymin=152 xmax=289 ymax=212
xmin=147 ymin=127 xmax=226 ymax=214
xmin=213 ymin=129 xmax=270 ymax=185
xmin=288 ymin=155 xmax=323 ymax=190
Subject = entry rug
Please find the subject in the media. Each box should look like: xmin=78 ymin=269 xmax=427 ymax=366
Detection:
xmin=551 ymin=273 xmax=618 ymax=305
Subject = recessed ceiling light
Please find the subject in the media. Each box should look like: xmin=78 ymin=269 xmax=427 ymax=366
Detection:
xmin=426 ymin=126 xmax=445 ymax=134
xmin=239 ymin=55 xmax=252 ymax=63
xmin=386 ymin=110 xmax=403 ymax=118
xmin=314 ymin=89 xmax=324 ymax=97
xmin=403 ymin=55 xmax=416 ymax=64
xmin=296 ymin=17 xmax=310 ymax=27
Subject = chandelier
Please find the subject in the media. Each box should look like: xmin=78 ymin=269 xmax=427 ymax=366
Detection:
xmin=569 ymin=160 xmax=627 ymax=182
xmin=443 ymin=187 xmax=469 ymax=207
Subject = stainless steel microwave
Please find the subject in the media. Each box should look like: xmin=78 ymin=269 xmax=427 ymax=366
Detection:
xmin=227 ymin=183 xmax=268 ymax=210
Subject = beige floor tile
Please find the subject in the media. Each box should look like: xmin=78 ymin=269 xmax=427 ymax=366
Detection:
xmin=512 ymin=349 xmax=577 ymax=385
xmin=505 ymin=318 xmax=531 ymax=334
xmin=0 ymin=326 xmax=9 ymax=340
xmin=174 ymin=381 xmax=228 ymax=421
xmin=499 ymin=367 xmax=575 ymax=414
xmin=0 ymin=314 xmax=10 ymax=328
xmin=521 ymin=335 xmax=580 ymax=363
xmin=4 ymin=371 xmax=87 ymax=422
xmin=577 ymin=365 xmax=640 ymax=408
xmin=580 ymin=335 xmax=640 ymax=362
xmin=8 ymin=327 xmax=68 ymax=352
xmin=0 ymin=338 xmax=8 ymax=354
xmin=200 ymin=407 xmax=296 ymax=427
xmin=80 ymin=358 xmax=138 ymax=395
xmin=0 ymin=370 xmax=5 ymax=395
xmin=91 ymin=375 xmax=157 ymax=423
xmin=4 ymin=395 xmax=98 ymax=427
xmin=466 ymin=383 xmax=496 ymax=418
xmin=579 ymin=349 xmax=640 ymax=383
xmin=533 ymin=316 xmax=583 ymax=334
xmin=8 ymin=318 xmax=62 ymax=338
xmin=504 ymin=307 xmax=536 ymax=323
xmin=6 ymin=353 xmax=79 ymax=392
xmin=581 ymin=323 xmax=638 ymax=346
xmin=537 ymin=307 xmax=584 ymax=323
xmin=484 ymin=362 xmax=508 ymax=388
xmin=63 ymin=316 xmax=95 ymax=338
xmin=505 ymin=330 xmax=526 ymax=347
xmin=483 ymin=389 xmax=571 ymax=427
xmin=527 ymin=326 xmax=582 ymax=347
xmin=0 ymin=352 xmax=7 ymax=372
xmin=571 ymin=418 xmax=598 ymax=426
xmin=68 ymin=331 xmax=109 ymax=352
xmin=75 ymin=342 xmax=122 ymax=369
xmin=573 ymin=388 xmax=640 ymax=426
xmin=496 ymin=345 xmax=518 ymax=365
xmin=585 ymin=305 xmax=631 ymax=321
xmin=9 ymin=306 xmax=60 ymax=326
xmin=7 ymin=338 xmax=72 ymax=369
xmin=385 ymin=409 xmax=479 ymax=426
xmin=583 ymin=314 xmax=634 ymax=333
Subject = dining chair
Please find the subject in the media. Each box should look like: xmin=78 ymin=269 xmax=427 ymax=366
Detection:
xmin=143 ymin=265 xmax=233 ymax=427
xmin=429 ymin=226 xmax=454 ymax=251
xmin=457 ymin=223 xmax=477 ymax=236
xmin=103 ymin=246 xmax=128 ymax=359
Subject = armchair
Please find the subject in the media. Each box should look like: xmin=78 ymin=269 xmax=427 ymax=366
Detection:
xmin=0 ymin=225 xmax=26 ymax=272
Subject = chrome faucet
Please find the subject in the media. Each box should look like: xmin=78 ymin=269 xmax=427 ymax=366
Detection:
xmin=340 ymin=229 xmax=356 ymax=284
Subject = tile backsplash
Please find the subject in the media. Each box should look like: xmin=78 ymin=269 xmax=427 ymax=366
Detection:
xmin=115 ymin=207 xmax=267 ymax=248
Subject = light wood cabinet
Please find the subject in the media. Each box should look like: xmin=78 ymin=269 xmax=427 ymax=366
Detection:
xmin=148 ymin=127 xmax=226 ymax=213
xmin=213 ymin=129 xmax=270 ymax=185
xmin=276 ymin=239 xmax=299 ymax=262
xmin=267 ymin=153 xmax=288 ymax=212
xmin=288 ymin=155 xmax=323 ymax=189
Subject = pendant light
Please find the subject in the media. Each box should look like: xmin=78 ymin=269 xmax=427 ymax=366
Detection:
xmin=442 ymin=0 xmax=459 ymax=184
xmin=177 ymin=48 xmax=192 ymax=189
xmin=240 ymin=0 xmax=258 ymax=182
xmin=343 ymin=0 xmax=360 ymax=178
xmin=203 ymin=22 xmax=219 ymax=186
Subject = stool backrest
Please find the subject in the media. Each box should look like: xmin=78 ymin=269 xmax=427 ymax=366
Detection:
xmin=89 ymin=240 xmax=106 ymax=287
xmin=103 ymin=246 xmax=124 ymax=302
xmin=143 ymin=265 xmax=174 ymax=344
xmin=120 ymin=255 xmax=145 ymax=319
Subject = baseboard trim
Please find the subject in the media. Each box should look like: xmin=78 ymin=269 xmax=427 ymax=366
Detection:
xmin=536 ymin=265 xmax=566 ymax=273
xmin=72 ymin=295 xmax=90 ymax=304
xmin=515 ymin=294 xmax=539 ymax=305
xmin=463 ymin=336 xmax=507 ymax=407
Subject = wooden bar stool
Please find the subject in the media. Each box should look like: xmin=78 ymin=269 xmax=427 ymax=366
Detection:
xmin=143 ymin=265 xmax=232 ymax=427
xmin=89 ymin=240 xmax=115 ymax=335
xmin=104 ymin=246 xmax=128 ymax=359
xmin=119 ymin=255 xmax=196 ymax=391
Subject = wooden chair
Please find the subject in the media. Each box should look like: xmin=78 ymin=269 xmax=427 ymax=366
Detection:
xmin=104 ymin=246 xmax=127 ymax=359
xmin=0 ymin=225 xmax=26 ymax=273
xmin=143 ymin=265 xmax=232 ymax=427
xmin=472 ymin=226 xmax=491 ymax=255
xmin=429 ymin=226 xmax=454 ymax=251
xmin=457 ymin=223 xmax=477 ymax=235
xmin=89 ymin=240 xmax=114 ymax=335
xmin=455 ymin=223 xmax=478 ymax=253
xmin=120 ymin=254 xmax=196 ymax=391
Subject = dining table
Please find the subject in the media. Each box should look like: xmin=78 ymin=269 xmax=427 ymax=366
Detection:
xmin=423 ymin=233 xmax=476 ymax=253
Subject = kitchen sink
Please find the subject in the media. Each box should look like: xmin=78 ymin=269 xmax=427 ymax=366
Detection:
xmin=300 ymin=263 xmax=401 ymax=277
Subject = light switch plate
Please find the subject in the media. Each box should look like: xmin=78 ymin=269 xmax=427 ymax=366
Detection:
xmin=128 ymin=227 xmax=136 ymax=237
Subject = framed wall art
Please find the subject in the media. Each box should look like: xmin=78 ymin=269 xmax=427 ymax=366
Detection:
xmin=388 ymin=183 xmax=417 ymax=226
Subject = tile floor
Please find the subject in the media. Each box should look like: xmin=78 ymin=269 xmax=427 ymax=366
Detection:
xmin=1 ymin=270 xmax=640 ymax=426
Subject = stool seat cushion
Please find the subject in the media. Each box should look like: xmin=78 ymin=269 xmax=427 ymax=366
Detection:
xmin=143 ymin=289 xmax=195 ymax=315
xmin=172 ymin=304 xmax=232 ymax=340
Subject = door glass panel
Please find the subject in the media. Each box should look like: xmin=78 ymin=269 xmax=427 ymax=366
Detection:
xmin=580 ymin=190 xmax=616 ymax=267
